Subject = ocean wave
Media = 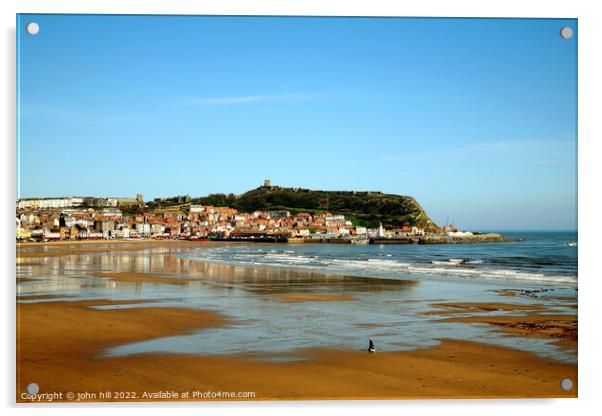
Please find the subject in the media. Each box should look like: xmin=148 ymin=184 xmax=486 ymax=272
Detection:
xmin=431 ymin=258 xmax=484 ymax=266
xmin=184 ymin=247 xmax=576 ymax=285
xmin=407 ymin=264 xmax=576 ymax=284
xmin=330 ymin=258 xmax=411 ymax=270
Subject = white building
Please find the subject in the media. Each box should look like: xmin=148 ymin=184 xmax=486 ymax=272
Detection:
xmin=100 ymin=208 xmax=123 ymax=217
xmin=136 ymin=223 xmax=151 ymax=237
xmin=355 ymin=226 xmax=367 ymax=235
xmin=293 ymin=229 xmax=310 ymax=237
xmin=190 ymin=205 xmax=205 ymax=213
xmin=412 ymin=226 xmax=426 ymax=236
xmin=150 ymin=224 xmax=165 ymax=235
xmin=64 ymin=217 xmax=88 ymax=228
xmin=17 ymin=197 xmax=84 ymax=210
xmin=325 ymin=215 xmax=346 ymax=227
xmin=447 ymin=231 xmax=473 ymax=238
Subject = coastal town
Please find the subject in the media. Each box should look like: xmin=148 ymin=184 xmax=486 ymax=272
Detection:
xmin=16 ymin=190 xmax=503 ymax=245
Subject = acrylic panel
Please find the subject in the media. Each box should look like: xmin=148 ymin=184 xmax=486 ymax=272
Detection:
xmin=16 ymin=14 xmax=578 ymax=402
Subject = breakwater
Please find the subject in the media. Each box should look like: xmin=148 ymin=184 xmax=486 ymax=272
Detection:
xmin=298 ymin=233 xmax=508 ymax=245
xmin=196 ymin=233 xmax=509 ymax=245
xmin=419 ymin=233 xmax=509 ymax=244
xmin=370 ymin=238 xmax=415 ymax=244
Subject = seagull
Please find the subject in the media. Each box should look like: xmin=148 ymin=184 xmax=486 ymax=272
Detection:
xmin=368 ymin=338 xmax=376 ymax=353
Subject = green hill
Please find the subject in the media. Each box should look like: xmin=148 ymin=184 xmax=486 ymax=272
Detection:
xmin=191 ymin=186 xmax=439 ymax=230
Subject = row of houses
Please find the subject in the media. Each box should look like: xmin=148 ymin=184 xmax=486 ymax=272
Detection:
xmin=16 ymin=195 xmax=144 ymax=210
xmin=16 ymin=203 xmax=427 ymax=242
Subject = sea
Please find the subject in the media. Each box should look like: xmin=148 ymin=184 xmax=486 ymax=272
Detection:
xmin=180 ymin=231 xmax=578 ymax=286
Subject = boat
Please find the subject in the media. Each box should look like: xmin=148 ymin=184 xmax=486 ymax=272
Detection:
xmin=351 ymin=238 xmax=369 ymax=245
xmin=287 ymin=238 xmax=305 ymax=244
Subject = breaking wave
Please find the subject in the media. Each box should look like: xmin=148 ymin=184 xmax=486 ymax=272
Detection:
xmin=183 ymin=241 xmax=577 ymax=286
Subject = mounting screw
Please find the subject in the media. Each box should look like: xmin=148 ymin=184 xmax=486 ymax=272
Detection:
xmin=560 ymin=27 xmax=573 ymax=40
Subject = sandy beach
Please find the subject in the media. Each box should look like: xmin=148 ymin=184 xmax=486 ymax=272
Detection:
xmin=16 ymin=240 xmax=578 ymax=402
xmin=93 ymin=271 xmax=199 ymax=285
xmin=17 ymin=297 xmax=577 ymax=401
xmin=16 ymin=239 xmax=196 ymax=258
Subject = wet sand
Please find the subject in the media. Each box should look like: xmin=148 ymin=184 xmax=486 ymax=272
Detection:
xmin=424 ymin=301 xmax=577 ymax=351
xmin=16 ymin=277 xmax=38 ymax=283
xmin=275 ymin=293 xmax=355 ymax=302
xmin=437 ymin=313 xmax=578 ymax=350
xmin=424 ymin=302 xmax=544 ymax=315
xmin=17 ymin=239 xmax=195 ymax=248
xmin=17 ymin=294 xmax=77 ymax=301
xmin=16 ymin=239 xmax=203 ymax=258
xmin=94 ymin=271 xmax=199 ymax=285
xmin=17 ymin=298 xmax=577 ymax=402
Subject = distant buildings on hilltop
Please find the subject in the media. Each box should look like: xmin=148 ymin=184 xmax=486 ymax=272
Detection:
xmin=16 ymin=197 xmax=429 ymax=242
xmin=17 ymin=195 xmax=144 ymax=210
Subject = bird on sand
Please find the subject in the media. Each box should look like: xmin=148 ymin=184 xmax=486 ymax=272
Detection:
xmin=368 ymin=338 xmax=376 ymax=353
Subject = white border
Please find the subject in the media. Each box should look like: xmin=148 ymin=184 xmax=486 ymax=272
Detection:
xmin=2 ymin=1 xmax=601 ymax=415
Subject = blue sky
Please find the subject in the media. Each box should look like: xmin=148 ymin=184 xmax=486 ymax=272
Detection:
xmin=17 ymin=15 xmax=577 ymax=230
